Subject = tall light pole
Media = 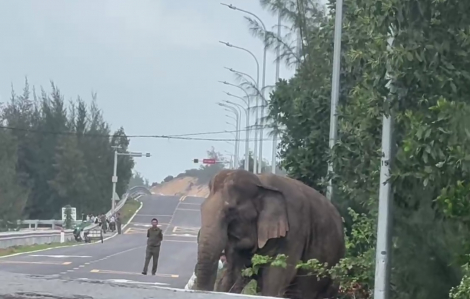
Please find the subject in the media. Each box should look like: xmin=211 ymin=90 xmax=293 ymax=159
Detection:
xmin=224 ymin=66 xmax=260 ymax=172
xmin=225 ymin=119 xmax=238 ymax=168
xmin=221 ymin=3 xmax=267 ymax=174
xmin=222 ymin=99 xmax=250 ymax=172
xmin=326 ymin=0 xmax=344 ymax=201
xmin=272 ymin=10 xmax=282 ymax=174
xmin=219 ymin=42 xmax=260 ymax=173
xmin=219 ymin=81 xmax=252 ymax=172
xmin=219 ymin=102 xmax=249 ymax=171
xmin=111 ymin=149 xmax=151 ymax=215
xmin=224 ymin=108 xmax=241 ymax=167
xmin=224 ymin=67 xmax=257 ymax=90
xmin=373 ymin=28 xmax=395 ymax=299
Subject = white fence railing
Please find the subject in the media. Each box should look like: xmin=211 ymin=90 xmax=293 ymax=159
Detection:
xmin=0 ymin=186 xmax=151 ymax=249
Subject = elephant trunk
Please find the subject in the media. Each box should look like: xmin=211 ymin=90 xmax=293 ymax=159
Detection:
xmin=195 ymin=222 xmax=227 ymax=291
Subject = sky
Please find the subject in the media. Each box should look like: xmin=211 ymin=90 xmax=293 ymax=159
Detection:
xmin=0 ymin=0 xmax=300 ymax=183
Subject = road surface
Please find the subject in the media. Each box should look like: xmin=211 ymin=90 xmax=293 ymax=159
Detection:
xmin=0 ymin=194 xmax=204 ymax=289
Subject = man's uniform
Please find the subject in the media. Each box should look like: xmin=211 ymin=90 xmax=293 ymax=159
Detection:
xmin=142 ymin=226 xmax=163 ymax=275
xmin=116 ymin=213 xmax=122 ymax=234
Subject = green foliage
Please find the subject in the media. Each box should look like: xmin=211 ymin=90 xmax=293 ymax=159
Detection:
xmin=0 ymin=129 xmax=29 ymax=230
xmin=252 ymin=0 xmax=470 ymax=297
xmin=128 ymin=171 xmax=149 ymax=188
xmin=0 ymin=80 xmax=135 ymax=220
xmin=237 ymin=151 xmax=271 ymax=173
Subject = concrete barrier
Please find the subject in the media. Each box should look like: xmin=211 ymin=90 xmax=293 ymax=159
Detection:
xmin=0 ymin=231 xmax=75 ymax=249
xmin=0 ymin=187 xmax=151 ymax=249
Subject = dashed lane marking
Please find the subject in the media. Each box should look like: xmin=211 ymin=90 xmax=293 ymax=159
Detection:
xmin=172 ymin=226 xmax=199 ymax=234
xmin=29 ymin=254 xmax=91 ymax=258
xmin=167 ymin=234 xmax=197 ymax=238
xmin=135 ymin=214 xmax=172 ymax=217
xmin=89 ymin=269 xmax=179 ymax=278
xmin=163 ymin=239 xmax=197 ymax=243
xmin=0 ymin=260 xmax=72 ymax=265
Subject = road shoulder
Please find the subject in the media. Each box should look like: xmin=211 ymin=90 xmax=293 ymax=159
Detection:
xmin=0 ymin=199 xmax=143 ymax=260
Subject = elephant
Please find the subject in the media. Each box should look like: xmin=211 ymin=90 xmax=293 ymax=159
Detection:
xmin=195 ymin=169 xmax=345 ymax=298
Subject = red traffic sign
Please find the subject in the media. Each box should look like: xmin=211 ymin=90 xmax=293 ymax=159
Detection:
xmin=202 ymin=159 xmax=216 ymax=164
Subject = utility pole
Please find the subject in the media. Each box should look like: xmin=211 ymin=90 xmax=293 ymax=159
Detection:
xmin=326 ymin=0 xmax=344 ymax=201
xmin=111 ymin=149 xmax=151 ymax=215
xmin=111 ymin=149 xmax=118 ymax=215
xmin=373 ymin=28 xmax=395 ymax=299
xmin=271 ymin=10 xmax=282 ymax=174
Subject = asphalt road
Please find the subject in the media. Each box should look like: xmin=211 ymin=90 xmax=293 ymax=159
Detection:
xmin=0 ymin=194 xmax=204 ymax=289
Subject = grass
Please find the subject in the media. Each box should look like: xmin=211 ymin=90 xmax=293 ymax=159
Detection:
xmin=119 ymin=198 xmax=141 ymax=224
xmin=0 ymin=241 xmax=77 ymax=257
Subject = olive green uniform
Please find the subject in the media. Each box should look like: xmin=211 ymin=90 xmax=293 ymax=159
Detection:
xmin=116 ymin=214 xmax=122 ymax=234
xmin=142 ymin=226 xmax=163 ymax=275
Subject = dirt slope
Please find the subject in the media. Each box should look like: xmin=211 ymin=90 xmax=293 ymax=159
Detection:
xmin=151 ymin=176 xmax=209 ymax=197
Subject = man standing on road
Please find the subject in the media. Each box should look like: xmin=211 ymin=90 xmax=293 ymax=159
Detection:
xmin=142 ymin=218 xmax=163 ymax=275
xmin=116 ymin=212 xmax=122 ymax=234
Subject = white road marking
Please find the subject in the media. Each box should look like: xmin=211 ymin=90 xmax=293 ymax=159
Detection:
xmin=167 ymin=234 xmax=197 ymax=237
xmin=109 ymin=279 xmax=170 ymax=286
xmin=29 ymin=254 xmax=92 ymax=258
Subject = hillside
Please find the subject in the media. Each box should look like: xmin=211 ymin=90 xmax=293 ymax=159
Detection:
xmin=150 ymin=176 xmax=209 ymax=197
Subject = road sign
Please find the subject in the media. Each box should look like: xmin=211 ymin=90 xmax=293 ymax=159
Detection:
xmin=61 ymin=207 xmax=77 ymax=221
xmin=203 ymin=159 xmax=216 ymax=164
xmin=193 ymin=159 xmax=199 ymax=163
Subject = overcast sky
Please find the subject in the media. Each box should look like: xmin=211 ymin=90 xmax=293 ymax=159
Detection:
xmin=0 ymin=0 xmax=301 ymax=183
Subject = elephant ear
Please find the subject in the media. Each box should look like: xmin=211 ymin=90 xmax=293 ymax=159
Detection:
xmin=256 ymin=184 xmax=289 ymax=249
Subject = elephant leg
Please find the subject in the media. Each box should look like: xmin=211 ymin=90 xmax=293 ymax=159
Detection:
xmin=292 ymin=273 xmax=333 ymax=299
xmin=258 ymin=263 xmax=297 ymax=297
xmin=216 ymin=265 xmax=241 ymax=292
xmin=226 ymin=275 xmax=252 ymax=293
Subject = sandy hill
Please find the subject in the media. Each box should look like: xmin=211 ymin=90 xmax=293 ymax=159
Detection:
xmin=151 ymin=176 xmax=209 ymax=198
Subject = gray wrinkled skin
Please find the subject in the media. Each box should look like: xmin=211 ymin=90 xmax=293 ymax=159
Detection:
xmin=0 ymin=271 xmax=275 ymax=299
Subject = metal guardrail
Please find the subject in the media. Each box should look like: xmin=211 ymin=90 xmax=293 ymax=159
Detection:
xmin=0 ymin=186 xmax=151 ymax=248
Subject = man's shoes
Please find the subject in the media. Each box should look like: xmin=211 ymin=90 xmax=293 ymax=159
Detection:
xmin=142 ymin=272 xmax=147 ymax=275
xmin=152 ymin=273 xmax=156 ymax=276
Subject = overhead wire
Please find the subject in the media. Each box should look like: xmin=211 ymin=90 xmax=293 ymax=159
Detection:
xmin=0 ymin=125 xmax=276 ymax=142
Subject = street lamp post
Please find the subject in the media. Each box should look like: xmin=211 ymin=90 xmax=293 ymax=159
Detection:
xmin=219 ymin=41 xmax=261 ymax=173
xmin=225 ymin=113 xmax=240 ymax=167
xmin=326 ymin=0 xmax=344 ymax=201
xmin=221 ymin=3 xmax=268 ymax=174
xmin=224 ymin=108 xmax=240 ymax=167
xmin=272 ymin=10 xmax=282 ymax=174
xmin=219 ymin=81 xmax=252 ymax=172
xmin=225 ymin=100 xmax=249 ymax=171
xmin=111 ymin=149 xmax=151 ymax=215
xmin=219 ymin=100 xmax=249 ymax=171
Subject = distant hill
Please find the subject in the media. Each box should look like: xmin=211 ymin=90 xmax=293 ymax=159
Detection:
xmin=151 ymin=176 xmax=209 ymax=197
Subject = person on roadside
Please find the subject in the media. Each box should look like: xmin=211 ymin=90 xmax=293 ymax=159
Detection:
xmin=109 ymin=214 xmax=116 ymax=232
xmin=116 ymin=212 xmax=122 ymax=234
xmin=142 ymin=218 xmax=163 ymax=275
xmin=100 ymin=213 xmax=107 ymax=233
